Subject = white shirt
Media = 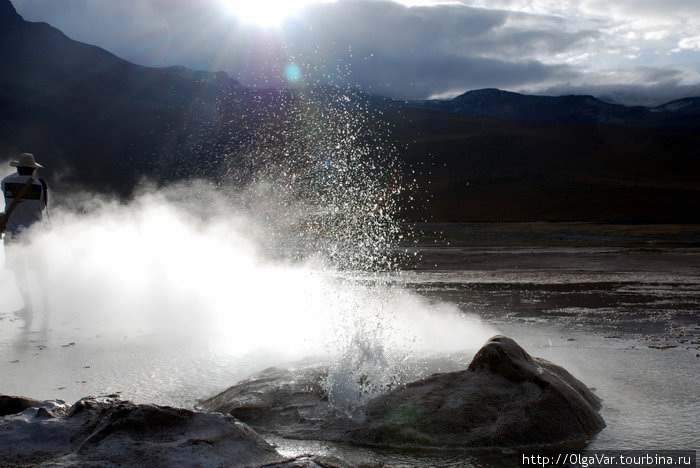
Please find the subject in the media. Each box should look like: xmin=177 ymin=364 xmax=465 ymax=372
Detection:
xmin=1 ymin=173 xmax=48 ymax=234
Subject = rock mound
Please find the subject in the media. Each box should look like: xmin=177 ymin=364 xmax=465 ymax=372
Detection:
xmin=0 ymin=395 xmax=41 ymax=416
xmin=355 ymin=335 xmax=604 ymax=448
xmin=202 ymin=335 xmax=605 ymax=449
xmin=0 ymin=394 xmax=362 ymax=467
xmin=199 ymin=365 xmax=344 ymax=439
xmin=0 ymin=395 xmax=301 ymax=467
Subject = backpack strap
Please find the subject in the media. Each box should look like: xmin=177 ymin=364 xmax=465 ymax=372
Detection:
xmin=0 ymin=176 xmax=37 ymax=235
xmin=39 ymin=178 xmax=49 ymax=208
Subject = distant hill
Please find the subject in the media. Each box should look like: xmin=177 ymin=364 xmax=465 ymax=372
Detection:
xmin=1 ymin=0 xmax=699 ymax=222
xmin=381 ymin=106 xmax=700 ymax=222
xmin=404 ymin=88 xmax=700 ymax=127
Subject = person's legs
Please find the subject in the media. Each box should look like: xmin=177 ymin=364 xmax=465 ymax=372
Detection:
xmin=31 ymin=243 xmax=51 ymax=333
xmin=3 ymin=234 xmax=34 ymax=328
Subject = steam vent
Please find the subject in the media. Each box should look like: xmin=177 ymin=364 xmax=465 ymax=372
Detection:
xmin=201 ymin=335 xmax=605 ymax=449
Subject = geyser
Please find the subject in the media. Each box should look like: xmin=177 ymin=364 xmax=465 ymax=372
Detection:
xmin=2 ymin=87 xmax=493 ymax=407
xmin=1 ymin=181 xmax=495 ymax=406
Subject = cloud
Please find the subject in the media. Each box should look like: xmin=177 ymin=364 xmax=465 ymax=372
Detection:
xmin=261 ymin=1 xmax=583 ymax=98
xmin=582 ymin=0 xmax=700 ymax=22
xmin=11 ymin=0 xmax=700 ymax=103
xmin=678 ymin=36 xmax=700 ymax=51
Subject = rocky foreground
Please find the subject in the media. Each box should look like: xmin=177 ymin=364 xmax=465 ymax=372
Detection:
xmin=1 ymin=336 xmax=604 ymax=466
xmin=0 ymin=395 xmax=359 ymax=467
xmin=202 ymin=335 xmax=605 ymax=449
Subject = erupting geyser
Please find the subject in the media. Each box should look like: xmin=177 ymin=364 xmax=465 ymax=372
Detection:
xmin=1 ymin=86 xmax=496 ymax=407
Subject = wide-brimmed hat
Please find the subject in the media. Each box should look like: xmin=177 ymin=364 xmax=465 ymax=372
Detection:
xmin=9 ymin=153 xmax=43 ymax=168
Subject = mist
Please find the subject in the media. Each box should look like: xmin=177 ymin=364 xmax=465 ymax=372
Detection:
xmin=1 ymin=179 xmax=496 ymax=405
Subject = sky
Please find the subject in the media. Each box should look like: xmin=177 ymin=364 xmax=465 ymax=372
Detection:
xmin=11 ymin=0 xmax=700 ymax=105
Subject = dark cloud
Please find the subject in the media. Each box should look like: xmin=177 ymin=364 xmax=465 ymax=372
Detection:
xmin=341 ymin=51 xmax=575 ymax=98
xmin=11 ymin=0 xmax=700 ymax=103
xmin=470 ymin=28 xmax=600 ymax=59
xmin=240 ymin=1 xmax=583 ymax=98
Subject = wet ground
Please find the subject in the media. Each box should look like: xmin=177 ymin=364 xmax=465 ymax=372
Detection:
xmin=397 ymin=223 xmax=700 ymax=349
xmin=1 ymin=223 xmax=699 ymax=467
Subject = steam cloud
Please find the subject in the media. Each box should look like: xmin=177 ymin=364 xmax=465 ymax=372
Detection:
xmin=1 ymin=180 xmax=496 ymax=405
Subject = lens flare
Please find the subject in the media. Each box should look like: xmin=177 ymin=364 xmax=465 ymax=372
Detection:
xmin=285 ymin=63 xmax=302 ymax=82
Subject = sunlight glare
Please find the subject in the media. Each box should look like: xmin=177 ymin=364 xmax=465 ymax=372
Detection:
xmin=219 ymin=0 xmax=320 ymax=27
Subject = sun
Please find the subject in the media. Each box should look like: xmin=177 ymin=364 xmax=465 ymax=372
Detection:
xmin=219 ymin=0 xmax=319 ymax=27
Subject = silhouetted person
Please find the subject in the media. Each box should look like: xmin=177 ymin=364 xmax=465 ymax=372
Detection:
xmin=1 ymin=153 xmax=50 ymax=330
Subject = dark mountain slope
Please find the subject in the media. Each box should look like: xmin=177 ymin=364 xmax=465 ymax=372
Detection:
xmin=384 ymin=107 xmax=700 ymax=222
xmin=407 ymin=88 xmax=700 ymax=127
xmin=0 ymin=1 xmax=244 ymax=193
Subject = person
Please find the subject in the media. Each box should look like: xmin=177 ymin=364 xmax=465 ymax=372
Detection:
xmin=1 ymin=153 xmax=50 ymax=327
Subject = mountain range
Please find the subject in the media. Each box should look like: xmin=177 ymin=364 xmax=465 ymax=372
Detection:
xmin=404 ymin=88 xmax=700 ymax=127
xmin=1 ymin=0 xmax=699 ymax=222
